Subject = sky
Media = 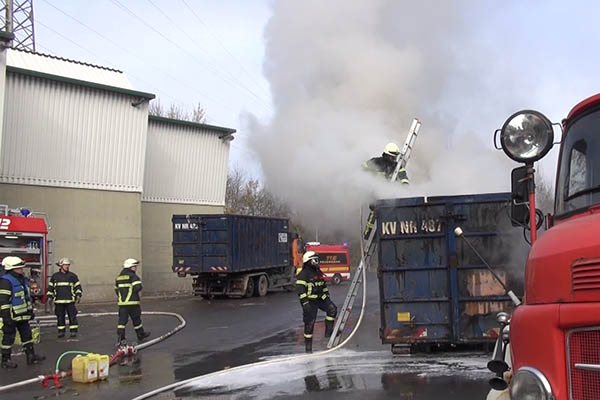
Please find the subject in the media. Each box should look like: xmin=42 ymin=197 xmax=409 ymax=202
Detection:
xmin=24 ymin=1 xmax=600 ymax=237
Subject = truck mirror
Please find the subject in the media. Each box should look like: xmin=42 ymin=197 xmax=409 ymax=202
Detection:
xmin=511 ymin=166 xmax=529 ymax=226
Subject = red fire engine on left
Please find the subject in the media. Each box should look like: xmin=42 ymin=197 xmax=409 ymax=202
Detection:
xmin=0 ymin=205 xmax=51 ymax=303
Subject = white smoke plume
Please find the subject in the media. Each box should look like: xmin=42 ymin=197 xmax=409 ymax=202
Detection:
xmin=247 ymin=1 xmax=548 ymax=236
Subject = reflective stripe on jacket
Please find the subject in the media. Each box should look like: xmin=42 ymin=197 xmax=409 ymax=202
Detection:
xmin=47 ymin=271 xmax=82 ymax=303
xmin=296 ymin=265 xmax=329 ymax=304
xmin=0 ymin=273 xmax=33 ymax=321
xmin=115 ymin=268 xmax=142 ymax=306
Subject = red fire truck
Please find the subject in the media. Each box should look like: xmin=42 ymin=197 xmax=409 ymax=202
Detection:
xmin=486 ymin=94 xmax=600 ymax=399
xmin=303 ymin=242 xmax=351 ymax=285
xmin=0 ymin=205 xmax=51 ymax=303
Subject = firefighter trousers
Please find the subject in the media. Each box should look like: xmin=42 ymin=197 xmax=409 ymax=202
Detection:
xmin=1 ymin=320 xmax=33 ymax=356
xmin=55 ymin=303 xmax=78 ymax=333
xmin=302 ymin=297 xmax=337 ymax=341
xmin=117 ymin=305 xmax=145 ymax=340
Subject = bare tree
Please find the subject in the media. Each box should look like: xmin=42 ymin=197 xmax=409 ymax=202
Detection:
xmin=225 ymin=168 xmax=290 ymax=218
xmin=149 ymin=99 xmax=207 ymax=123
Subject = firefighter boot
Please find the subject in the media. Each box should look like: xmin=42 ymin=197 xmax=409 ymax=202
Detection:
xmin=137 ymin=331 xmax=151 ymax=342
xmin=324 ymin=320 xmax=334 ymax=338
xmin=1 ymin=350 xmax=17 ymax=369
xmin=24 ymin=345 xmax=45 ymax=365
xmin=305 ymin=338 xmax=313 ymax=354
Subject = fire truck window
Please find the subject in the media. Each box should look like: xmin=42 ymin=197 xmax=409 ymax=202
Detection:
xmin=568 ymin=141 xmax=587 ymax=198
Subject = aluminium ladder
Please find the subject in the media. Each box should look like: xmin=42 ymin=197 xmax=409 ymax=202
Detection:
xmin=327 ymin=118 xmax=422 ymax=348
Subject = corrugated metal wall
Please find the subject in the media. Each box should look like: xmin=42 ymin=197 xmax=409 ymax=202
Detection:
xmin=1 ymin=71 xmax=149 ymax=192
xmin=143 ymin=119 xmax=230 ymax=205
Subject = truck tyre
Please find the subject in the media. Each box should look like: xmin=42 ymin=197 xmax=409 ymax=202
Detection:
xmin=332 ymin=274 xmax=342 ymax=285
xmin=245 ymin=277 xmax=255 ymax=298
xmin=255 ymin=275 xmax=268 ymax=297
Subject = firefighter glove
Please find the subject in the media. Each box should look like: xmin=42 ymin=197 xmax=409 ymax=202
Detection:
xmin=76 ymin=296 xmax=82 ymax=304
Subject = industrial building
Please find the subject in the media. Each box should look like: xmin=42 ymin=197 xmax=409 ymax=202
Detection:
xmin=0 ymin=47 xmax=234 ymax=300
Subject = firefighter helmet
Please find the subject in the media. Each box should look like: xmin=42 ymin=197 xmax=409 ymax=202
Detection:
xmin=57 ymin=257 xmax=72 ymax=266
xmin=2 ymin=256 xmax=25 ymax=270
xmin=123 ymin=258 xmax=140 ymax=269
xmin=384 ymin=142 xmax=401 ymax=157
xmin=302 ymin=251 xmax=319 ymax=266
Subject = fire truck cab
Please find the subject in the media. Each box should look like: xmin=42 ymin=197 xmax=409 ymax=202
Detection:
xmin=488 ymin=94 xmax=600 ymax=400
xmin=0 ymin=205 xmax=51 ymax=303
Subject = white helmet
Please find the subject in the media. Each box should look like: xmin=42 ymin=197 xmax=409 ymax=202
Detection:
xmin=2 ymin=256 xmax=25 ymax=270
xmin=384 ymin=142 xmax=400 ymax=157
xmin=123 ymin=258 xmax=140 ymax=269
xmin=57 ymin=257 xmax=72 ymax=266
xmin=302 ymin=251 xmax=319 ymax=266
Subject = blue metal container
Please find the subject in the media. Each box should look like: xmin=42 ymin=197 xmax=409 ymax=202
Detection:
xmin=172 ymin=214 xmax=291 ymax=274
xmin=376 ymin=192 xmax=526 ymax=347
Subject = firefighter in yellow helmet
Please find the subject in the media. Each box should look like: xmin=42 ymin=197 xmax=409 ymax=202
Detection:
xmin=115 ymin=258 xmax=150 ymax=343
xmin=362 ymin=142 xmax=410 ymax=184
xmin=296 ymin=251 xmax=337 ymax=353
xmin=47 ymin=257 xmax=82 ymax=338
xmin=0 ymin=256 xmax=45 ymax=369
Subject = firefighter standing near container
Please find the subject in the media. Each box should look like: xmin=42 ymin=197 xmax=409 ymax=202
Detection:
xmin=0 ymin=256 xmax=45 ymax=369
xmin=47 ymin=257 xmax=82 ymax=338
xmin=296 ymin=251 xmax=337 ymax=353
xmin=115 ymin=258 xmax=150 ymax=343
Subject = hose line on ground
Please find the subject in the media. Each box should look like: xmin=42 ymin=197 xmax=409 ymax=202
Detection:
xmin=133 ymin=213 xmax=370 ymax=400
xmin=0 ymin=311 xmax=186 ymax=394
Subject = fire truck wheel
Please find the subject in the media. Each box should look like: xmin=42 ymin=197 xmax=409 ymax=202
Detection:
xmin=245 ymin=277 xmax=255 ymax=298
xmin=332 ymin=274 xmax=342 ymax=285
xmin=255 ymin=275 xmax=268 ymax=297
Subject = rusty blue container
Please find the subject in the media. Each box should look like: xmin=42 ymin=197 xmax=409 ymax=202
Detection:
xmin=376 ymin=192 xmax=526 ymax=350
xmin=172 ymin=214 xmax=291 ymax=274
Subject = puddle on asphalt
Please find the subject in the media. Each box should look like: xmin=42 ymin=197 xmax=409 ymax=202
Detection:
xmin=171 ymin=349 xmax=491 ymax=399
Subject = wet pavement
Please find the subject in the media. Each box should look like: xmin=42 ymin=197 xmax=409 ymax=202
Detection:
xmin=0 ymin=272 xmax=495 ymax=399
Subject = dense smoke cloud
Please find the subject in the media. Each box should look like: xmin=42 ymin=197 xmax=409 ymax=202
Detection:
xmin=247 ymin=1 xmax=541 ymax=236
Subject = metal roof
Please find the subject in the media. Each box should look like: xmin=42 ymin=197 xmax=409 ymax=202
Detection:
xmin=6 ymin=47 xmax=133 ymax=90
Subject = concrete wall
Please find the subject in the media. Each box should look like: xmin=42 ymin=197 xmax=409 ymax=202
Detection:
xmin=0 ymin=183 xmax=141 ymax=301
xmin=141 ymin=201 xmax=223 ymax=295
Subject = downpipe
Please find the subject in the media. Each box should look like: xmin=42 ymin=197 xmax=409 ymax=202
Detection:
xmin=0 ymin=311 xmax=186 ymax=394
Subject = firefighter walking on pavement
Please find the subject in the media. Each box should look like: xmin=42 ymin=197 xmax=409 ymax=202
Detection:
xmin=47 ymin=257 xmax=82 ymax=338
xmin=296 ymin=251 xmax=337 ymax=353
xmin=115 ymin=258 xmax=150 ymax=343
xmin=0 ymin=256 xmax=45 ymax=369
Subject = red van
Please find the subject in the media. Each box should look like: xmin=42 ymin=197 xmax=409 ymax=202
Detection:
xmin=303 ymin=243 xmax=351 ymax=285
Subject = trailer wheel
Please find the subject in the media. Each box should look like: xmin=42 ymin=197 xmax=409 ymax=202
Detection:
xmin=245 ymin=277 xmax=255 ymax=298
xmin=332 ymin=274 xmax=342 ymax=285
xmin=255 ymin=275 xmax=268 ymax=297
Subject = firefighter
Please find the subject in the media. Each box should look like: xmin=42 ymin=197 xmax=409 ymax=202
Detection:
xmin=47 ymin=257 xmax=82 ymax=338
xmin=0 ymin=256 xmax=45 ymax=369
xmin=296 ymin=251 xmax=337 ymax=353
xmin=362 ymin=142 xmax=410 ymax=184
xmin=115 ymin=258 xmax=150 ymax=343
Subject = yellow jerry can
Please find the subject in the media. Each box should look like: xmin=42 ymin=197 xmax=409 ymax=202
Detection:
xmin=72 ymin=354 xmax=98 ymax=383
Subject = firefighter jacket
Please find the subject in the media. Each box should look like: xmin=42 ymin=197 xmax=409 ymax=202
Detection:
xmin=0 ymin=272 xmax=33 ymax=322
xmin=114 ymin=268 xmax=143 ymax=306
xmin=296 ymin=264 xmax=330 ymax=305
xmin=362 ymin=156 xmax=409 ymax=184
xmin=47 ymin=271 xmax=82 ymax=303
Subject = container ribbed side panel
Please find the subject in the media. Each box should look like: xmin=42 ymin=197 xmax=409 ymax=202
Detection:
xmin=1 ymin=72 xmax=148 ymax=192
xmin=142 ymin=119 xmax=230 ymax=205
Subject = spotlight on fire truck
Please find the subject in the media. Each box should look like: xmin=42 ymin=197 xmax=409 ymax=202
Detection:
xmin=495 ymin=110 xmax=554 ymax=163
xmin=510 ymin=366 xmax=554 ymax=400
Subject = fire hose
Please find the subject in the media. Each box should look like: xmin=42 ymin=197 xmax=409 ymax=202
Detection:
xmin=0 ymin=311 xmax=186 ymax=394
xmin=132 ymin=228 xmax=370 ymax=400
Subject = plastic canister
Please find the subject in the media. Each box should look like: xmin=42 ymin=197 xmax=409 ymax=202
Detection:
xmin=93 ymin=353 xmax=110 ymax=380
xmin=71 ymin=354 xmax=98 ymax=383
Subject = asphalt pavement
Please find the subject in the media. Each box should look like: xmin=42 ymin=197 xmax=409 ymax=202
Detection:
xmin=0 ymin=271 xmax=495 ymax=399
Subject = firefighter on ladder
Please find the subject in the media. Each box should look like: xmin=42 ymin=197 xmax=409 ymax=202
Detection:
xmin=362 ymin=142 xmax=410 ymax=240
xmin=0 ymin=256 xmax=45 ymax=369
xmin=296 ymin=251 xmax=337 ymax=353
xmin=47 ymin=257 xmax=82 ymax=338
xmin=115 ymin=258 xmax=150 ymax=344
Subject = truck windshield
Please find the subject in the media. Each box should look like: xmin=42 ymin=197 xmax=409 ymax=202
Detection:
xmin=556 ymin=108 xmax=600 ymax=215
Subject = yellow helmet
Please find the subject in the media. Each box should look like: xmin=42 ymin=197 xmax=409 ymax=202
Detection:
xmin=384 ymin=142 xmax=400 ymax=157
xmin=2 ymin=256 xmax=25 ymax=270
